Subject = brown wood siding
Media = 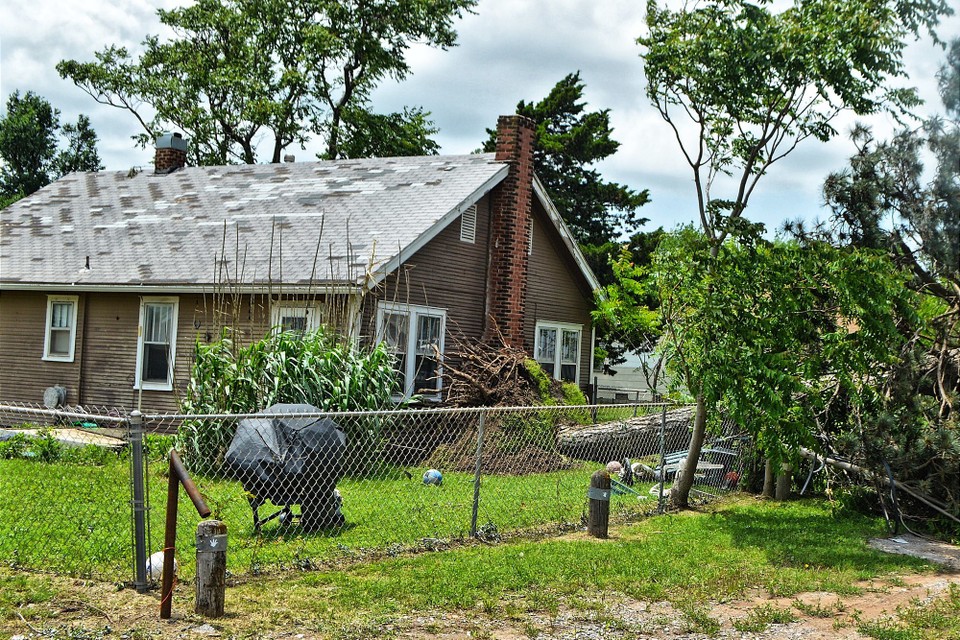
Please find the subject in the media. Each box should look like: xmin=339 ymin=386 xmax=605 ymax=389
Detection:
xmin=525 ymin=199 xmax=595 ymax=390
xmin=363 ymin=197 xmax=491 ymax=353
xmin=0 ymin=291 xmax=85 ymax=407
xmin=0 ymin=291 xmax=265 ymax=414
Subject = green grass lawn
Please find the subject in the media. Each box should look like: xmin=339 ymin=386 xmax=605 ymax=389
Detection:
xmin=2 ymin=498 xmax=954 ymax=640
xmin=0 ymin=453 xmax=664 ymax=579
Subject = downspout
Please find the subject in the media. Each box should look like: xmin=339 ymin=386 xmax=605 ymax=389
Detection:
xmin=589 ymin=324 xmax=596 ymax=392
xmin=77 ymin=293 xmax=90 ymax=406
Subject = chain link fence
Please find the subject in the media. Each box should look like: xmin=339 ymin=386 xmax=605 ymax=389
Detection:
xmin=1 ymin=401 xmax=747 ymax=584
xmin=0 ymin=402 xmax=136 ymax=578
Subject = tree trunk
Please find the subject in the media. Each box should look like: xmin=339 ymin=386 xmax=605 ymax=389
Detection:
xmin=775 ymin=463 xmax=792 ymax=501
xmin=669 ymin=394 xmax=707 ymax=508
xmin=762 ymin=458 xmax=775 ymax=498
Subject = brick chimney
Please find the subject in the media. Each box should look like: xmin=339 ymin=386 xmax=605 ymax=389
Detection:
xmin=484 ymin=115 xmax=536 ymax=348
xmin=154 ymin=132 xmax=187 ymax=174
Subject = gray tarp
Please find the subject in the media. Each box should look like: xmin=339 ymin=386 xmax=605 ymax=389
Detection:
xmin=225 ymin=403 xmax=346 ymax=530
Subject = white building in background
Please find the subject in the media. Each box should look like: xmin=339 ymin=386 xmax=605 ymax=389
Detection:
xmin=592 ymin=349 xmax=667 ymax=403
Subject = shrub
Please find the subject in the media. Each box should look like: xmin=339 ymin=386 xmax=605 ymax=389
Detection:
xmin=32 ymin=431 xmax=63 ymax=463
xmin=0 ymin=433 xmax=30 ymax=459
xmin=0 ymin=430 xmax=119 ymax=466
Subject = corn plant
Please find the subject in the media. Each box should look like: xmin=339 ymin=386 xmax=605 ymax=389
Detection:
xmin=176 ymin=328 xmax=399 ymax=474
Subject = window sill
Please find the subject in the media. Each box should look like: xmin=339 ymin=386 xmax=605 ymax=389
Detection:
xmin=42 ymin=355 xmax=75 ymax=363
xmin=133 ymin=383 xmax=175 ymax=392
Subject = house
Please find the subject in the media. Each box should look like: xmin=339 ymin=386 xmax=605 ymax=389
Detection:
xmin=0 ymin=116 xmax=600 ymax=413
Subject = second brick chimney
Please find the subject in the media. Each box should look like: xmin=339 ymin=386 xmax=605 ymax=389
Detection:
xmin=154 ymin=132 xmax=188 ymax=174
xmin=485 ymin=115 xmax=536 ymax=348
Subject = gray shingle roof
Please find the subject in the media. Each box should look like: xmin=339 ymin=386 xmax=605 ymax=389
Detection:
xmin=0 ymin=154 xmax=507 ymax=289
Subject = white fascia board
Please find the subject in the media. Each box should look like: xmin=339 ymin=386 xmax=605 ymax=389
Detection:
xmin=366 ymin=165 xmax=510 ymax=290
xmin=532 ymin=176 xmax=602 ymax=292
xmin=0 ymin=282 xmax=363 ymax=295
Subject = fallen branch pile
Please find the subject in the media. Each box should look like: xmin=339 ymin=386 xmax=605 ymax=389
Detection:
xmin=441 ymin=329 xmax=544 ymax=407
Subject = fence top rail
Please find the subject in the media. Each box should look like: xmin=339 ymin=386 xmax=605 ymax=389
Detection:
xmin=0 ymin=404 xmax=128 ymax=425
xmin=143 ymin=402 xmax=687 ymax=422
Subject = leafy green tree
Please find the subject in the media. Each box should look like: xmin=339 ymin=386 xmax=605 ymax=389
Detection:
xmin=812 ymin=38 xmax=958 ymax=309
xmin=56 ymin=115 xmax=103 ymax=176
xmin=589 ymin=227 xmax=666 ymax=376
xmin=58 ymin=0 xmax=475 ymax=165
xmin=0 ymin=91 xmax=59 ymax=198
xmin=794 ymin=37 xmax=958 ymax=404
xmin=0 ymin=91 xmax=102 ymax=205
xmin=635 ymin=0 xmax=949 ymax=507
xmin=599 ymin=230 xmax=911 ymax=473
xmin=786 ymin=39 xmax=960 ymax=516
xmin=482 ymin=72 xmax=650 ymax=248
xmin=327 ymin=105 xmax=440 ymax=160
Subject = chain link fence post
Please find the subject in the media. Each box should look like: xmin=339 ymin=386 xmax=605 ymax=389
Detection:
xmin=469 ymin=409 xmax=486 ymax=537
xmin=658 ymin=406 xmax=667 ymax=513
xmin=129 ymin=409 xmax=149 ymax=592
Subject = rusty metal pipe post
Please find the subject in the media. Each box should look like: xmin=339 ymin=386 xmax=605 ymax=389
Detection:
xmin=160 ymin=450 xmax=212 ymax=620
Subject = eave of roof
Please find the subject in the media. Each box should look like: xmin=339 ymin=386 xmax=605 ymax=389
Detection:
xmin=366 ymin=164 xmax=509 ymax=289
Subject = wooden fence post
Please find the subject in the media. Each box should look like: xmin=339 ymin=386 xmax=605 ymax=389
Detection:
xmin=195 ymin=520 xmax=228 ymax=617
xmin=587 ymin=470 xmax=611 ymax=538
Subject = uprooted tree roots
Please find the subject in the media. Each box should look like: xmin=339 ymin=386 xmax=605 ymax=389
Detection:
xmin=439 ymin=330 xmax=569 ymax=407
xmin=423 ymin=330 xmax=581 ymax=474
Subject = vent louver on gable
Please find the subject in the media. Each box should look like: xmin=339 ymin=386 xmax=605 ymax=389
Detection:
xmin=460 ymin=204 xmax=477 ymax=243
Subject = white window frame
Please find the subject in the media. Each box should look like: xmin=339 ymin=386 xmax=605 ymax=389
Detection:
xmin=42 ymin=295 xmax=79 ymax=362
xmin=376 ymin=302 xmax=447 ymax=399
xmin=534 ymin=321 xmax=583 ymax=384
xmin=134 ymin=296 xmax=179 ymax=392
xmin=271 ymin=301 xmax=324 ymax=334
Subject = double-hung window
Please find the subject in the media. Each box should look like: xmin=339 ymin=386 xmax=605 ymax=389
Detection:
xmin=377 ymin=303 xmax=446 ymax=398
xmin=535 ymin=321 xmax=582 ymax=384
xmin=43 ymin=295 xmax=78 ymax=362
xmin=136 ymin=297 xmax=179 ymax=391
xmin=272 ymin=302 xmax=323 ymax=335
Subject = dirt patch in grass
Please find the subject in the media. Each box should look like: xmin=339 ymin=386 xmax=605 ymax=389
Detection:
xmin=868 ymin=532 xmax=960 ymax=570
xmin=5 ymin=566 xmax=958 ymax=639
xmin=428 ymin=426 xmax=577 ymax=474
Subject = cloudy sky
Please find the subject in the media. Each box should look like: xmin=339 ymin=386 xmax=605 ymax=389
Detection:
xmin=1 ymin=0 xmax=956 ymax=234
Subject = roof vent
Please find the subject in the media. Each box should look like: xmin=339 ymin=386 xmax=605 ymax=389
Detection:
xmin=283 ymin=154 xmax=296 ymax=163
xmin=460 ymin=204 xmax=477 ymax=244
